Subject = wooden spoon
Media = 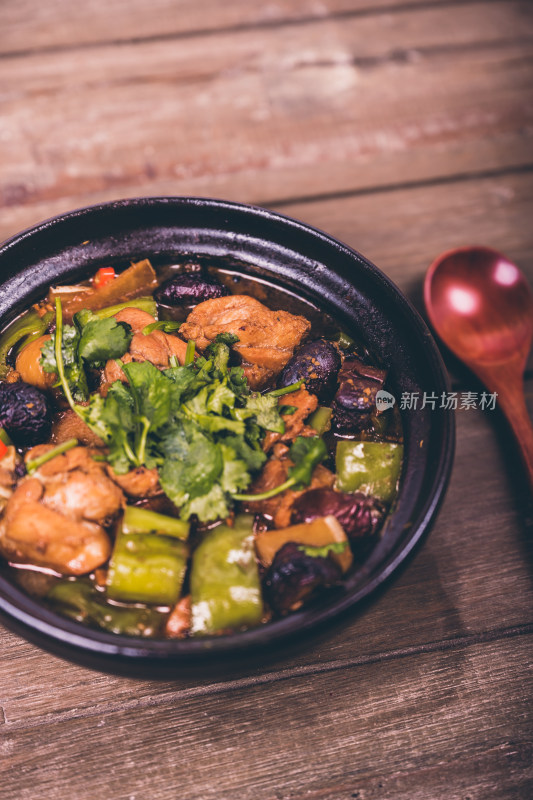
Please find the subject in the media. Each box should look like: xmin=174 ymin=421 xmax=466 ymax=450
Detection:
xmin=424 ymin=245 xmax=533 ymax=491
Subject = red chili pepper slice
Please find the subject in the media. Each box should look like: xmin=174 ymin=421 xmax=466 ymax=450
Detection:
xmin=0 ymin=439 xmax=8 ymax=460
xmin=93 ymin=267 xmax=116 ymax=290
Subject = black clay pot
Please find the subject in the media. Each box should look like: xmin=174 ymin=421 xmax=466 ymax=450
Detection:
xmin=0 ymin=197 xmax=454 ymax=674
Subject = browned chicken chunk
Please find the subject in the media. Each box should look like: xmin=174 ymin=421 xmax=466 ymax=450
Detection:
xmin=103 ymin=307 xmax=189 ymax=386
xmin=107 ymin=465 xmax=162 ymax=499
xmin=245 ymin=457 xmax=335 ymax=528
xmin=165 ymin=595 xmax=191 ymax=638
xmin=113 ymin=308 xmax=156 ymax=333
xmin=129 ymin=329 xmax=188 ymax=368
xmin=180 ymin=295 xmax=311 ymax=389
xmin=262 ymin=387 xmax=318 ymax=452
xmin=0 ymin=446 xmax=124 ymax=575
xmin=0 ymin=446 xmax=20 ymax=514
xmin=52 ymin=408 xmax=105 ymax=448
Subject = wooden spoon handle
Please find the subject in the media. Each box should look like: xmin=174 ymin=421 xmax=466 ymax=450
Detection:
xmin=476 ymin=364 xmax=533 ymax=492
xmin=500 ymin=389 xmax=533 ymax=492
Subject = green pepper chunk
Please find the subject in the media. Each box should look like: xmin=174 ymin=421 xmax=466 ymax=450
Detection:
xmin=0 ymin=428 xmax=13 ymax=447
xmin=0 ymin=309 xmax=53 ymax=379
xmin=47 ymin=580 xmax=164 ymax=637
xmin=107 ymin=532 xmax=188 ymax=605
xmin=335 ymin=440 xmax=403 ymax=504
xmin=190 ymin=514 xmax=263 ymax=636
xmin=308 ymin=406 xmax=332 ymax=435
xmin=91 ymin=296 xmax=157 ymax=320
xmin=122 ymin=505 xmax=189 ymax=540
xmin=336 ymin=330 xmax=355 ymax=350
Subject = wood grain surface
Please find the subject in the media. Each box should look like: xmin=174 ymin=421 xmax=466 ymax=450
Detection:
xmin=1 ymin=1 xmax=532 ymax=241
xmin=0 ymin=0 xmax=476 ymax=55
xmin=1 ymin=392 xmax=532 ymax=726
xmin=1 ymin=1 xmax=532 ymax=799
xmin=2 ymin=637 xmax=532 ymax=800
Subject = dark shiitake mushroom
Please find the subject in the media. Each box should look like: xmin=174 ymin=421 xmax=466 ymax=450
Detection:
xmin=332 ymin=358 xmax=386 ymax=433
xmin=0 ymin=381 xmax=52 ymax=446
xmin=155 ymin=272 xmax=229 ymax=307
xmin=277 ymin=339 xmax=341 ymax=402
xmin=264 ymin=541 xmax=342 ymax=615
xmin=291 ymin=488 xmax=385 ymax=542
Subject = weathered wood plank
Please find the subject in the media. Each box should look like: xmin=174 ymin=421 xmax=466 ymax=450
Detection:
xmin=1 ymin=636 xmax=532 ymax=800
xmin=279 ymin=168 xmax=533 ymax=373
xmin=279 ymin=170 xmax=533 ymax=289
xmin=1 ymin=3 xmax=532 ymax=242
xmin=1 ymin=383 xmax=531 ymax=725
xmin=0 ymin=0 xmax=474 ymax=55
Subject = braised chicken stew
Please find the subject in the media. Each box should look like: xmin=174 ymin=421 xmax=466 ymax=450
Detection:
xmin=0 ymin=259 xmax=403 ymax=638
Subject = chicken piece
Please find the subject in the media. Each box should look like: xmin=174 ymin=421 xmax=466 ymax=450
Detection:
xmin=26 ymin=444 xmax=106 ymax=479
xmin=43 ymin=470 xmax=124 ymax=522
xmin=52 ymin=408 xmax=105 ymax=448
xmin=0 ymin=479 xmax=112 ymax=575
xmin=0 ymin=446 xmax=124 ymax=574
xmin=165 ymin=595 xmax=191 ymax=638
xmin=103 ymin=351 xmax=133 ymax=386
xmin=107 ymin=465 xmax=162 ymax=499
xmin=129 ymin=329 xmax=188 ymax=367
xmin=262 ymin=387 xmax=318 ymax=452
xmin=245 ymin=457 xmax=335 ymax=528
xmin=26 ymin=445 xmax=124 ymax=520
xmin=272 ymin=443 xmax=290 ymax=459
xmin=180 ymin=295 xmax=311 ymax=389
xmin=114 ymin=307 xmax=156 ymax=333
xmin=103 ymin=307 xmax=188 ymax=386
xmin=0 ymin=445 xmax=20 ymax=513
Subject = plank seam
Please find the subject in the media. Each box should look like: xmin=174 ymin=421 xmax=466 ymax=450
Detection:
xmin=4 ymin=621 xmax=533 ymax=731
xmin=0 ymin=0 xmax=523 ymax=60
xmin=268 ymin=162 xmax=533 ymax=210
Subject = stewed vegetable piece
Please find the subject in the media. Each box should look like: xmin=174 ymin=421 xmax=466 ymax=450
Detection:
xmin=155 ymin=271 xmax=229 ymax=308
xmin=265 ymin=542 xmax=343 ymax=615
xmin=335 ymin=440 xmax=403 ymax=504
xmin=190 ymin=514 xmax=263 ymax=635
xmin=0 ymin=382 xmax=52 ymax=446
xmin=291 ymin=489 xmax=385 ymax=541
xmin=107 ymin=531 xmax=189 ymax=605
xmin=278 ymin=339 xmax=341 ymax=402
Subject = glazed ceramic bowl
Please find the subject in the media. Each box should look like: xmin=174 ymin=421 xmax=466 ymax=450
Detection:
xmin=0 ymin=197 xmax=454 ymax=673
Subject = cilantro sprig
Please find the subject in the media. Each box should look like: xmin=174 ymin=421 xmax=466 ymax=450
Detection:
xmin=232 ymin=435 xmax=327 ymax=502
xmin=48 ymin=301 xmax=321 ymax=523
xmin=41 ymin=299 xmax=133 ymax=402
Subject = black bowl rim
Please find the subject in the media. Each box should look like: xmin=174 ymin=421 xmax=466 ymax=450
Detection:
xmin=0 ymin=196 xmax=455 ymax=664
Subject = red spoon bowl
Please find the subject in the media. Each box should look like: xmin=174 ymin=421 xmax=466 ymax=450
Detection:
xmin=425 ymin=245 xmax=533 ymax=490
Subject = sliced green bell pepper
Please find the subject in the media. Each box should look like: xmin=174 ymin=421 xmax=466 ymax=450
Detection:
xmin=308 ymin=406 xmax=332 ymax=435
xmin=90 ymin=296 xmax=157 ymax=320
xmin=190 ymin=514 xmax=263 ymax=636
xmin=336 ymin=330 xmax=355 ymax=350
xmin=0 ymin=428 xmax=13 ymax=447
xmin=335 ymin=440 xmax=403 ymax=504
xmin=0 ymin=309 xmax=53 ymax=379
xmin=47 ymin=580 xmax=164 ymax=637
xmin=122 ymin=505 xmax=189 ymax=540
xmin=107 ymin=531 xmax=188 ymax=605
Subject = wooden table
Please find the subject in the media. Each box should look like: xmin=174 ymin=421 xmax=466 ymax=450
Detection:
xmin=1 ymin=2 xmax=532 ymax=798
